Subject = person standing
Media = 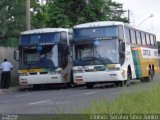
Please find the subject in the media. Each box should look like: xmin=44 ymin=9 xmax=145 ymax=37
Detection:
xmin=0 ymin=59 xmax=13 ymax=89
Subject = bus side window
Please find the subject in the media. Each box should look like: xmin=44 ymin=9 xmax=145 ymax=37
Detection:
xmin=146 ymin=33 xmax=150 ymax=45
xmin=153 ymin=35 xmax=157 ymax=45
xmin=150 ymin=35 xmax=154 ymax=45
xmin=118 ymin=26 xmax=124 ymax=40
xmin=124 ymin=27 xmax=131 ymax=43
xmin=141 ymin=32 xmax=146 ymax=45
xmin=130 ymin=29 xmax=136 ymax=44
xmin=136 ymin=31 xmax=141 ymax=45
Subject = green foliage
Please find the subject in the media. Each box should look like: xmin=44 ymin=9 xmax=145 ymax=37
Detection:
xmin=86 ymin=82 xmax=160 ymax=114
xmin=0 ymin=0 xmax=127 ymax=47
xmin=42 ymin=0 xmax=128 ymax=28
xmin=0 ymin=0 xmax=26 ymax=47
xmin=31 ymin=0 xmax=47 ymax=29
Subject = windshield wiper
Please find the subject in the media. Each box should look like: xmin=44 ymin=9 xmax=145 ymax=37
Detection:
xmin=95 ymin=57 xmax=112 ymax=65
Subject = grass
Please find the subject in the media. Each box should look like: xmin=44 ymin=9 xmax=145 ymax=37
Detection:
xmin=28 ymin=81 xmax=160 ymax=120
xmin=86 ymin=81 xmax=160 ymax=114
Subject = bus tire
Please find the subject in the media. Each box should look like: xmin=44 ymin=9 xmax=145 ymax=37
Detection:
xmin=86 ymin=83 xmax=94 ymax=89
xmin=33 ymin=85 xmax=41 ymax=90
xmin=127 ymin=66 xmax=132 ymax=86
xmin=115 ymin=81 xmax=121 ymax=87
xmin=115 ymin=82 xmax=120 ymax=87
xmin=145 ymin=76 xmax=151 ymax=82
xmin=120 ymin=80 xmax=128 ymax=87
xmin=126 ymin=75 xmax=131 ymax=86
xmin=140 ymin=78 xmax=145 ymax=82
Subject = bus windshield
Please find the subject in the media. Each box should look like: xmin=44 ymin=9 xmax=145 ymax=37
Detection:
xmin=74 ymin=26 xmax=118 ymax=40
xmin=20 ymin=32 xmax=60 ymax=45
xmin=19 ymin=45 xmax=59 ymax=69
xmin=74 ymin=39 xmax=119 ymax=66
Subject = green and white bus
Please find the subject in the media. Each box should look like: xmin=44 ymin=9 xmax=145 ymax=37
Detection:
xmin=15 ymin=28 xmax=73 ymax=88
xmin=72 ymin=21 xmax=159 ymax=88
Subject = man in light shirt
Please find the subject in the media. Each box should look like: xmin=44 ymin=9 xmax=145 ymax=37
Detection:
xmin=0 ymin=58 xmax=13 ymax=90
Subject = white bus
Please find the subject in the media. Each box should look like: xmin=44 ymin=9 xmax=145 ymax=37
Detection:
xmin=72 ymin=21 xmax=159 ymax=88
xmin=15 ymin=28 xmax=73 ymax=88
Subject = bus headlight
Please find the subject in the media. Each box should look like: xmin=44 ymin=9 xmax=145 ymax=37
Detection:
xmin=73 ymin=70 xmax=84 ymax=73
xmin=49 ymin=70 xmax=61 ymax=74
xmin=19 ymin=73 xmax=28 ymax=76
xmin=107 ymin=67 xmax=120 ymax=71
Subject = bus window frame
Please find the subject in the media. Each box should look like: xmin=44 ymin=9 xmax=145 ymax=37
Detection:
xmin=153 ymin=35 xmax=157 ymax=45
xmin=136 ymin=31 xmax=142 ymax=45
xmin=60 ymin=32 xmax=68 ymax=44
xmin=145 ymin=33 xmax=151 ymax=45
xmin=118 ymin=26 xmax=124 ymax=40
xmin=150 ymin=34 xmax=154 ymax=45
xmin=141 ymin=32 xmax=146 ymax=45
xmin=130 ymin=29 xmax=136 ymax=44
xmin=124 ymin=27 xmax=131 ymax=43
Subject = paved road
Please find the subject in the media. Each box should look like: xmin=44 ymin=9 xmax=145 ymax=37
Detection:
xmin=0 ymin=76 xmax=160 ymax=114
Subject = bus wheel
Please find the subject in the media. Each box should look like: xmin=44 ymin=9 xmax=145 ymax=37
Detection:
xmin=120 ymin=81 xmax=128 ymax=87
xmin=115 ymin=81 xmax=127 ymax=87
xmin=140 ymin=77 xmax=150 ymax=82
xmin=140 ymin=78 xmax=145 ymax=82
xmin=86 ymin=83 xmax=94 ymax=89
xmin=127 ymin=66 xmax=132 ymax=86
xmin=144 ymin=76 xmax=151 ymax=82
xmin=115 ymin=81 xmax=122 ymax=87
xmin=126 ymin=76 xmax=131 ymax=86
xmin=33 ymin=85 xmax=41 ymax=90
xmin=115 ymin=82 xmax=120 ymax=87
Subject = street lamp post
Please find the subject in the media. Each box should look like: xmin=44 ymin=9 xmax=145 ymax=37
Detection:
xmin=137 ymin=14 xmax=154 ymax=27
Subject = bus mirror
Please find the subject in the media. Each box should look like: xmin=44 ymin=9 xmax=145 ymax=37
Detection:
xmin=14 ymin=49 xmax=19 ymax=61
xmin=122 ymin=42 xmax=125 ymax=52
xmin=67 ymin=46 xmax=70 ymax=55
xmin=120 ymin=52 xmax=125 ymax=59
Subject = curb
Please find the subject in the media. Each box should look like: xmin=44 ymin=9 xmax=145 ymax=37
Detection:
xmin=0 ymin=86 xmax=29 ymax=94
xmin=0 ymin=87 xmax=18 ymax=94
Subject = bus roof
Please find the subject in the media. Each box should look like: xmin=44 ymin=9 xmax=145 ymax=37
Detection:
xmin=73 ymin=21 xmax=155 ymax=35
xmin=73 ymin=21 xmax=125 ymax=29
xmin=21 ymin=28 xmax=72 ymax=35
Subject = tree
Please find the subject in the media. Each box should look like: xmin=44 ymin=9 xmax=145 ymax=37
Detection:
xmin=39 ymin=0 xmax=128 ymax=28
xmin=0 ymin=0 xmax=128 ymax=47
xmin=0 ymin=0 xmax=26 ymax=46
xmin=0 ymin=0 xmax=39 ymax=47
xmin=31 ymin=2 xmax=48 ymax=29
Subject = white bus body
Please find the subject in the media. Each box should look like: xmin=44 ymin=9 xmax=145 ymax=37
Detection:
xmin=18 ymin=28 xmax=73 ymax=87
xmin=72 ymin=21 xmax=159 ymax=88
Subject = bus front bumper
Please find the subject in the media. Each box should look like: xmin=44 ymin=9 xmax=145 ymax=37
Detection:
xmin=73 ymin=71 xmax=125 ymax=84
xmin=19 ymin=74 xmax=66 ymax=85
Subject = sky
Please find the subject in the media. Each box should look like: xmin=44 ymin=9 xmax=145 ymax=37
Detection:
xmin=114 ymin=0 xmax=160 ymax=41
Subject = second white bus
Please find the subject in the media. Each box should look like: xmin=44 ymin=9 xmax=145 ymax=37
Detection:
xmin=72 ymin=21 xmax=159 ymax=88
